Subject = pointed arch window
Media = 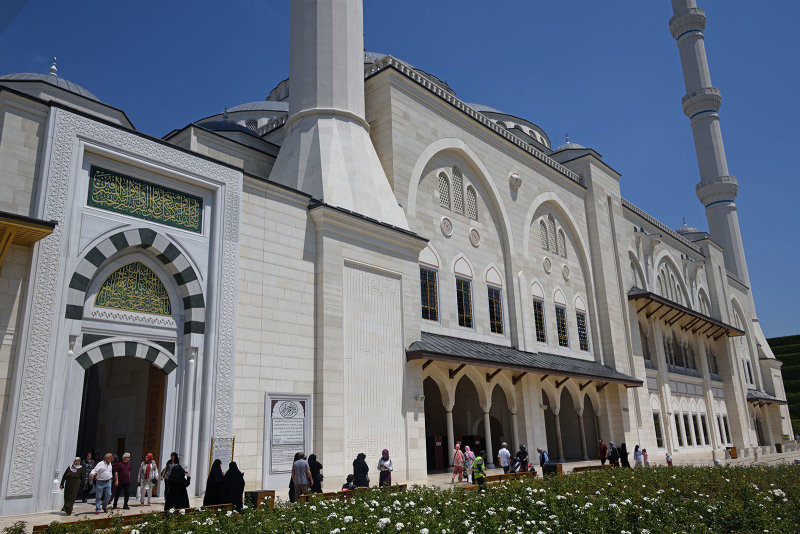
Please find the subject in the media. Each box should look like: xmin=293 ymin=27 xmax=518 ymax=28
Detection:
xmin=465 ymin=185 xmax=478 ymax=220
xmin=547 ymin=215 xmax=557 ymax=255
xmin=630 ymin=262 xmax=639 ymax=288
xmin=539 ymin=220 xmax=549 ymax=251
xmin=557 ymin=229 xmax=567 ymax=258
xmin=451 ymin=166 xmax=464 ymax=214
xmin=94 ymin=261 xmax=172 ymax=316
xmin=438 ymin=173 xmax=451 ymax=209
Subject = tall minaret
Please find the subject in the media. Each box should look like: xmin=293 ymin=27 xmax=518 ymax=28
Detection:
xmin=269 ymin=0 xmax=409 ymax=230
xmin=669 ymin=0 xmax=749 ymax=285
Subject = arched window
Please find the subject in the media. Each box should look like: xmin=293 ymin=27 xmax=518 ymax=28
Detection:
xmin=630 ymin=262 xmax=639 ymax=288
xmin=465 ymin=185 xmax=478 ymax=220
xmin=547 ymin=215 xmax=557 ymax=255
xmin=656 ymin=276 xmax=663 ymax=296
xmin=451 ymin=166 xmax=464 ymax=214
xmin=675 ymin=284 xmax=682 ymax=305
xmin=557 ymin=229 xmax=567 ymax=259
xmin=438 ymin=173 xmax=451 ymax=209
xmin=94 ymin=261 xmax=172 ymax=316
xmin=539 ymin=220 xmax=549 ymax=250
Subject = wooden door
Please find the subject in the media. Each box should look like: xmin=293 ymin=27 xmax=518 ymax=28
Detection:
xmin=142 ymin=365 xmax=166 ymax=469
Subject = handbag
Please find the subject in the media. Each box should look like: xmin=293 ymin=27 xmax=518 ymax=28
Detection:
xmin=318 ymin=472 xmax=324 ymax=482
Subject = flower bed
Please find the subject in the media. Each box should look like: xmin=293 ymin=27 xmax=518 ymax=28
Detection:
xmin=37 ymin=465 xmax=800 ymax=533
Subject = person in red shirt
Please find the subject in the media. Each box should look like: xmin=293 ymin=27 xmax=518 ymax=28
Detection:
xmin=598 ymin=440 xmax=608 ymax=465
xmin=112 ymin=453 xmax=132 ymax=510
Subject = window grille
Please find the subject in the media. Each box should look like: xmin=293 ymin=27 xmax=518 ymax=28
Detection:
xmin=420 ymin=267 xmax=438 ymax=321
xmin=675 ymin=414 xmax=685 ymax=447
xmin=692 ymin=414 xmax=702 ymax=446
xmin=452 ymin=167 xmax=464 ymax=214
xmin=539 ymin=220 xmax=549 ymax=250
xmin=438 ymin=173 xmax=451 ymax=209
xmin=722 ymin=416 xmax=731 ymax=444
xmin=631 ymin=262 xmax=638 ymax=288
xmin=466 ymin=186 xmax=478 ymax=220
xmin=488 ymin=286 xmax=503 ymax=334
xmin=547 ymin=215 xmax=557 ymax=254
xmin=576 ymin=311 xmax=589 ymax=351
xmin=700 ymin=414 xmax=710 ymax=445
xmin=533 ymin=299 xmax=546 ymax=343
xmin=555 ymin=305 xmax=568 ymax=347
xmin=653 ymin=413 xmax=664 ymax=448
xmin=456 ymin=278 xmax=473 ymax=328
xmin=245 ymin=119 xmax=258 ymax=131
xmin=557 ymin=229 xmax=567 ymax=258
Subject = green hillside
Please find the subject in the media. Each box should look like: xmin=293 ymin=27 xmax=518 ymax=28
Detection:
xmin=767 ymin=334 xmax=800 ymax=435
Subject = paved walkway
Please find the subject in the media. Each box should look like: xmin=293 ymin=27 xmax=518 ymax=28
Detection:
xmin=2 ymin=451 xmax=799 ymax=533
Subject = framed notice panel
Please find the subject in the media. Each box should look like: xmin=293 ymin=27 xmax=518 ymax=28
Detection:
xmin=209 ymin=437 xmax=235 ymax=471
xmin=263 ymin=393 xmax=312 ymax=489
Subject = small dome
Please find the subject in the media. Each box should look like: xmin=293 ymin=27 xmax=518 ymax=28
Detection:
xmin=676 ymin=219 xmax=703 ymax=234
xmin=198 ymin=120 xmax=261 ymax=138
xmin=0 ymin=72 xmax=100 ymax=102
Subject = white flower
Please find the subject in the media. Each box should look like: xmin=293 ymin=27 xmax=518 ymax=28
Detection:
xmin=330 ymin=530 xmax=341 ymax=534
xmin=396 ymin=522 xmax=405 ymax=531
xmin=131 ymin=531 xmax=140 ymax=534
xmin=226 ymin=510 xmax=233 ymax=517
xmin=378 ymin=517 xmax=391 ymax=529
xmin=535 ymin=501 xmax=545 ymax=506
xmin=344 ymin=516 xmax=353 ymax=523
xmin=556 ymin=495 xmax=566 ymax=500
xmin=179 ymin=509 xmax=186 ymax=515
xmin=420 ymin=530 xmax=429 ymax=534
xmin=169 ymin=508 xmax=176 ymax=514
xmin=242 ymin=504 xmax=248 ymax=510
xmin=507 ymin=506 xmax=516 ymax=512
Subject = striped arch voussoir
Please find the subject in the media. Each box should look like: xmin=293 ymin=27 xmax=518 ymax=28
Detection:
xmin=65 ymin=228 xmax=205 ymax=335
xmin=75 ymin=339 xmax=178 ymax=374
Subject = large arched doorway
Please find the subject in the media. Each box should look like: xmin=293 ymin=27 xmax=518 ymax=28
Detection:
xmin=489 ymin=385 xmax=511 ymax=455
xmin=423 ymin=377 xmax=447 ymax=471
xmin=559 ymin=389 xmax=582 ymax=460
xmin=453 ymin=377 xmax=484 ymax=455
xmin=76 ymin=357 xmax=166 ymax=466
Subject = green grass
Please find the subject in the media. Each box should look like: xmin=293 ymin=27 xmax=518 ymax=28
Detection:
xmin=768 ymin=335 xmax=800 ymax=435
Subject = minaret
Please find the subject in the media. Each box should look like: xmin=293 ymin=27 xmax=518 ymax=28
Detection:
xmin=269 ymin=0 xmax=409 ymax=229
xmin=669 ymin=0 xmax=749 ymax=284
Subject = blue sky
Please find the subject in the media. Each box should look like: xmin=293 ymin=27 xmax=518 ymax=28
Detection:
xmin=1 ymin=1 xmax=798 ymax=337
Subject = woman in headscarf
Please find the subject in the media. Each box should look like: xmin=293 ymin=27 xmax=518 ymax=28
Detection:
xmin=463 ymin=446 xmax=475 ymax=484
xmin=308 ymin=454 xmax=323 ymax=494
xmin=163 ymin=463 xmax=191 ymax=511
xmin=138 ymin=453 xmax=159 ymax=506
xmin=620 ymin=443 xmax=631 ymax=468
xmin=221 ymin=462 xmax=245 ymax=511
xmin=60 ymin=457 xmax=85 ymax=516
xmin=203 ymin=459 xmax=224 ymax=506
xmin=288 ymin=452 xmax=302 ymax=503
xmin=451 ymin=443 xmax=464 ymax=484
xmin=352 ymin=453 xmax=369 ymax=487
xmin=377 ymin=449 xmax=393 ymax=487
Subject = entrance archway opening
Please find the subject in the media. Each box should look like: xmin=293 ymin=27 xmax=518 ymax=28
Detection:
xmin=559 ymin=389 xmax=582 ymax=460
xmin=542 ymin=390 xmax=558 ymax=458
xmin=583 ymin=393 xmax=599 ymax=453
xmin=76 ymin=357 xmax=166 ymax=469
xmin=489 ymin=385 xmax=511 ymax=454
xmin=453 ymin=376 xmax=483 ymax=455
xmin=423 ymin=377 xmax=447 ymax=471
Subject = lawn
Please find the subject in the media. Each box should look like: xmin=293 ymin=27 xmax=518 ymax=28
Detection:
xmin=29 ymin=465 xmax=800 ymax=533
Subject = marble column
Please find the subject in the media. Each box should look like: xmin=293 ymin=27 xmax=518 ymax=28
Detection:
xmin=510 ymin=412 xmax=519 ymax=451
xmin=446 ymin=410 xmax=455 ymax=466
xmin=181 ymin=348 xmax=198 ymax=472
xmin=577 ymin=410 xmax=589 ymax=460
xmin=483 ymin=411 xmax=495 ymax=468
xmin=553 ymin=411 xmax=564 ymax=462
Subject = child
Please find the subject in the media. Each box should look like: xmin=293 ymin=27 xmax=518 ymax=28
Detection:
xmin=642 ymin=448 xmax=649 ymax=467
xmin=665 ymin=452 xmax=673 ymax=466
xmin=341 ymin=474 xmax=356 ymax=491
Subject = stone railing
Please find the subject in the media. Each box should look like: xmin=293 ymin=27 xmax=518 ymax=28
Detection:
xmin=622 ymin=198 xmax=703 ymax=254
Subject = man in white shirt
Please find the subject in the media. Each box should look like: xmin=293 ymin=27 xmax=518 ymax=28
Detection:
xmin=497 ymin=442 xmax=512 ymax=474
xmin=89 ymin=453 xmax=114 ymax=514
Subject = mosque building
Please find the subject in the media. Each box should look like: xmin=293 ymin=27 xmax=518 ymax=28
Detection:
xmin=0 ymin=0 xmax=791 ymax=513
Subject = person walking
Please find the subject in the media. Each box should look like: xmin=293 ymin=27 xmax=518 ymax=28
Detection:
xmin=60 ymin=457 xmax=85 ymax=516
xmin=607 ymin=442 xmax=620 ymax=467
xmin=633 ymin=445 xmax=643 ymax=468
xmin=89 ymin=453 xmax=114 ymax=514
xmin=598 ymin=440 xmax=608 ymax=465
xmin=288 ymin=452 xmax=302 ymax=503
xmin=164 ymin=463 xmax=191 ymax=511
xmin=463 ymin=446 xmax=475 ymax=483
xmin=620 ymin=443 xmax=631 ymax=468
xmin=203 ymin=459 xmax=224 ymax=506
xmin=497 ymin=442 xmax=511 ymax=474
xmin=642 ymin=448 xmax=649 ymax=467
xmin=377 ymin=449 xmax=393 ymax=487
xmin=451 ymin=443 xmax=464 ymax=484
xmin=112 ymin=452 xmax=132 ymax=510
xmin=537 ymin=447 xmax=549 ymax=473
xmin=221 ymin=462 xmax=245 ymax=511
xmin=353 ymin=452 xmax=369 ymax=487
xmin=161 ymin=452 xmax=178 ymax=505
xmin=292 ymin=453 xmax=313 ymax=497
xmin=81 ymin=452 xmax=95 ymax=503
xmin=138 ymin=453 xmax=158 ymax=506
xmin=308 ymin=454 xmax=323 ymax=493
xmin=473 ymin=450 xmax=487 ymax=490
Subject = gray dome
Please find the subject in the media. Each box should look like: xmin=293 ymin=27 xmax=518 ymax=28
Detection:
xmin=0 ymin=72 xmax=100 ymax=101
xmin=554 ymin=140 xmax=585 ymax=151
xmin=227 ymin=101 xmax=288 ymax=113
xmin=198 ymin=120 xmax=261 ymax=138
xmin=466 ymin=102 xmax=505 ymax=114
xmin=676 ymin=220 xmax=703 ymax=234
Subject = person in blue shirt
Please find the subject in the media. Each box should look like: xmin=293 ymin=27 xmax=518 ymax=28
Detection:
xmin=537 ymin=447 xmax=549 ymax=470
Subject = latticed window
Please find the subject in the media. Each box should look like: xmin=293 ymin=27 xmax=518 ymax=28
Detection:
xmin=557 ymin=229 xmax=567 ymax=258
xmin=717 ymin=416 xmax=726 ymax=444
xmin=675 ymin=414 xmax=685 ymax=447
xmin=539 ymin=220 xmax=549 ymax=250
xmin=675 ymin=284 xmax=682 ymax=305
xmin=576 ymin=311 xmax=589 ymax=351
xmin=707 ymin=348 xmax=719 ymax=374
xmin=683 ymin=414 xmax=693 ymax=445
xmin=656 ymin=276 xmax=663 ymax=296
xmin=547 ymin=215 xmax=557 ymax=254
xmin=438 ymin=173 xmax=451 ymax=209
xmin=245 ymin=119 xmax=258 ymax=131
xmin=466 ymin=186 xmax=478 ymax=220
xmin=451 ymin=167 xmax=464 ymax=214
xmin=420 ymin=267 xmax=438 ymax=321
xmin=722 ymin=415 xmax=731 ymax=444
xmin=533 ymin=299 xmax=546 ymax=343
xmin=700 ymin=414 xmax=710 ymax=445
xmin=456 ymin=277 xmax=473 ymax=328
xmin=555 ymin=305 xmax=568 ymax=347
xmin=488 ymin=286 xmax=503 ymax=334
xmin=630 ymin=262 xmax=638 ymax=288
xmin=653 ymin=413 xmax=664 ymax=448
xmin=693 ymin=414 xmax=702 ymax=445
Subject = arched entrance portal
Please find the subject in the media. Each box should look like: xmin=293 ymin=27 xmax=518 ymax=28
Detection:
xmin=559 ymin=389 xmax=582 ymax=460
xmin=453 ymin=377 xmax=483 ymax=456
xmin=489 ymin=385 xmax=511 ymax=456
xmin=423 ymin=377 xmax=447 ymax=471
xmin=76 ymin=357 xmax=166 ymax=466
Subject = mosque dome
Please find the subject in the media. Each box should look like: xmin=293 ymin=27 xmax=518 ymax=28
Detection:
xmin=554 ymin=135 xmax=585 ymax=152
xmin=0 ymin=69 xmax=100 ymax=102
xmin=227 ymin=100 xmax=288 ymax=113
xmin=676 ymin=219 xmax=703 ymax=234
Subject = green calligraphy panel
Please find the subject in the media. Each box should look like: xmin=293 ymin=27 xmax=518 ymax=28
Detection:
xmin=95 ymin=262 xmax=173 ymax=316
xmin=88 ymin=166 xmax=203 ymax=232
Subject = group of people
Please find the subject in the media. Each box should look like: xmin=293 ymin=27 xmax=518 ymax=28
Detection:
xmin=288 ymin=449 xmax=396 ymax=502
xmin=202 ymin=459 xmax=246 ymax=511
xmin=598 ymin=439 xmax=650 ymax=467
xmin=61 ymin=451 xmax=200 ymax=516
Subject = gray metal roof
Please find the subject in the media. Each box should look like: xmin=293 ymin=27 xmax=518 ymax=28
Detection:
xmin=466 ymin=102 xmax=505 ymax=114
xmin=407 ymin=332 xmax=642 ymax=386
xmin=227 ymin=101 xmax=288 ymax=113
xmin=746 ymin=389 xmax=787 ymax=405
xmin=0 ymin=72 xmax=100 ymax=101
